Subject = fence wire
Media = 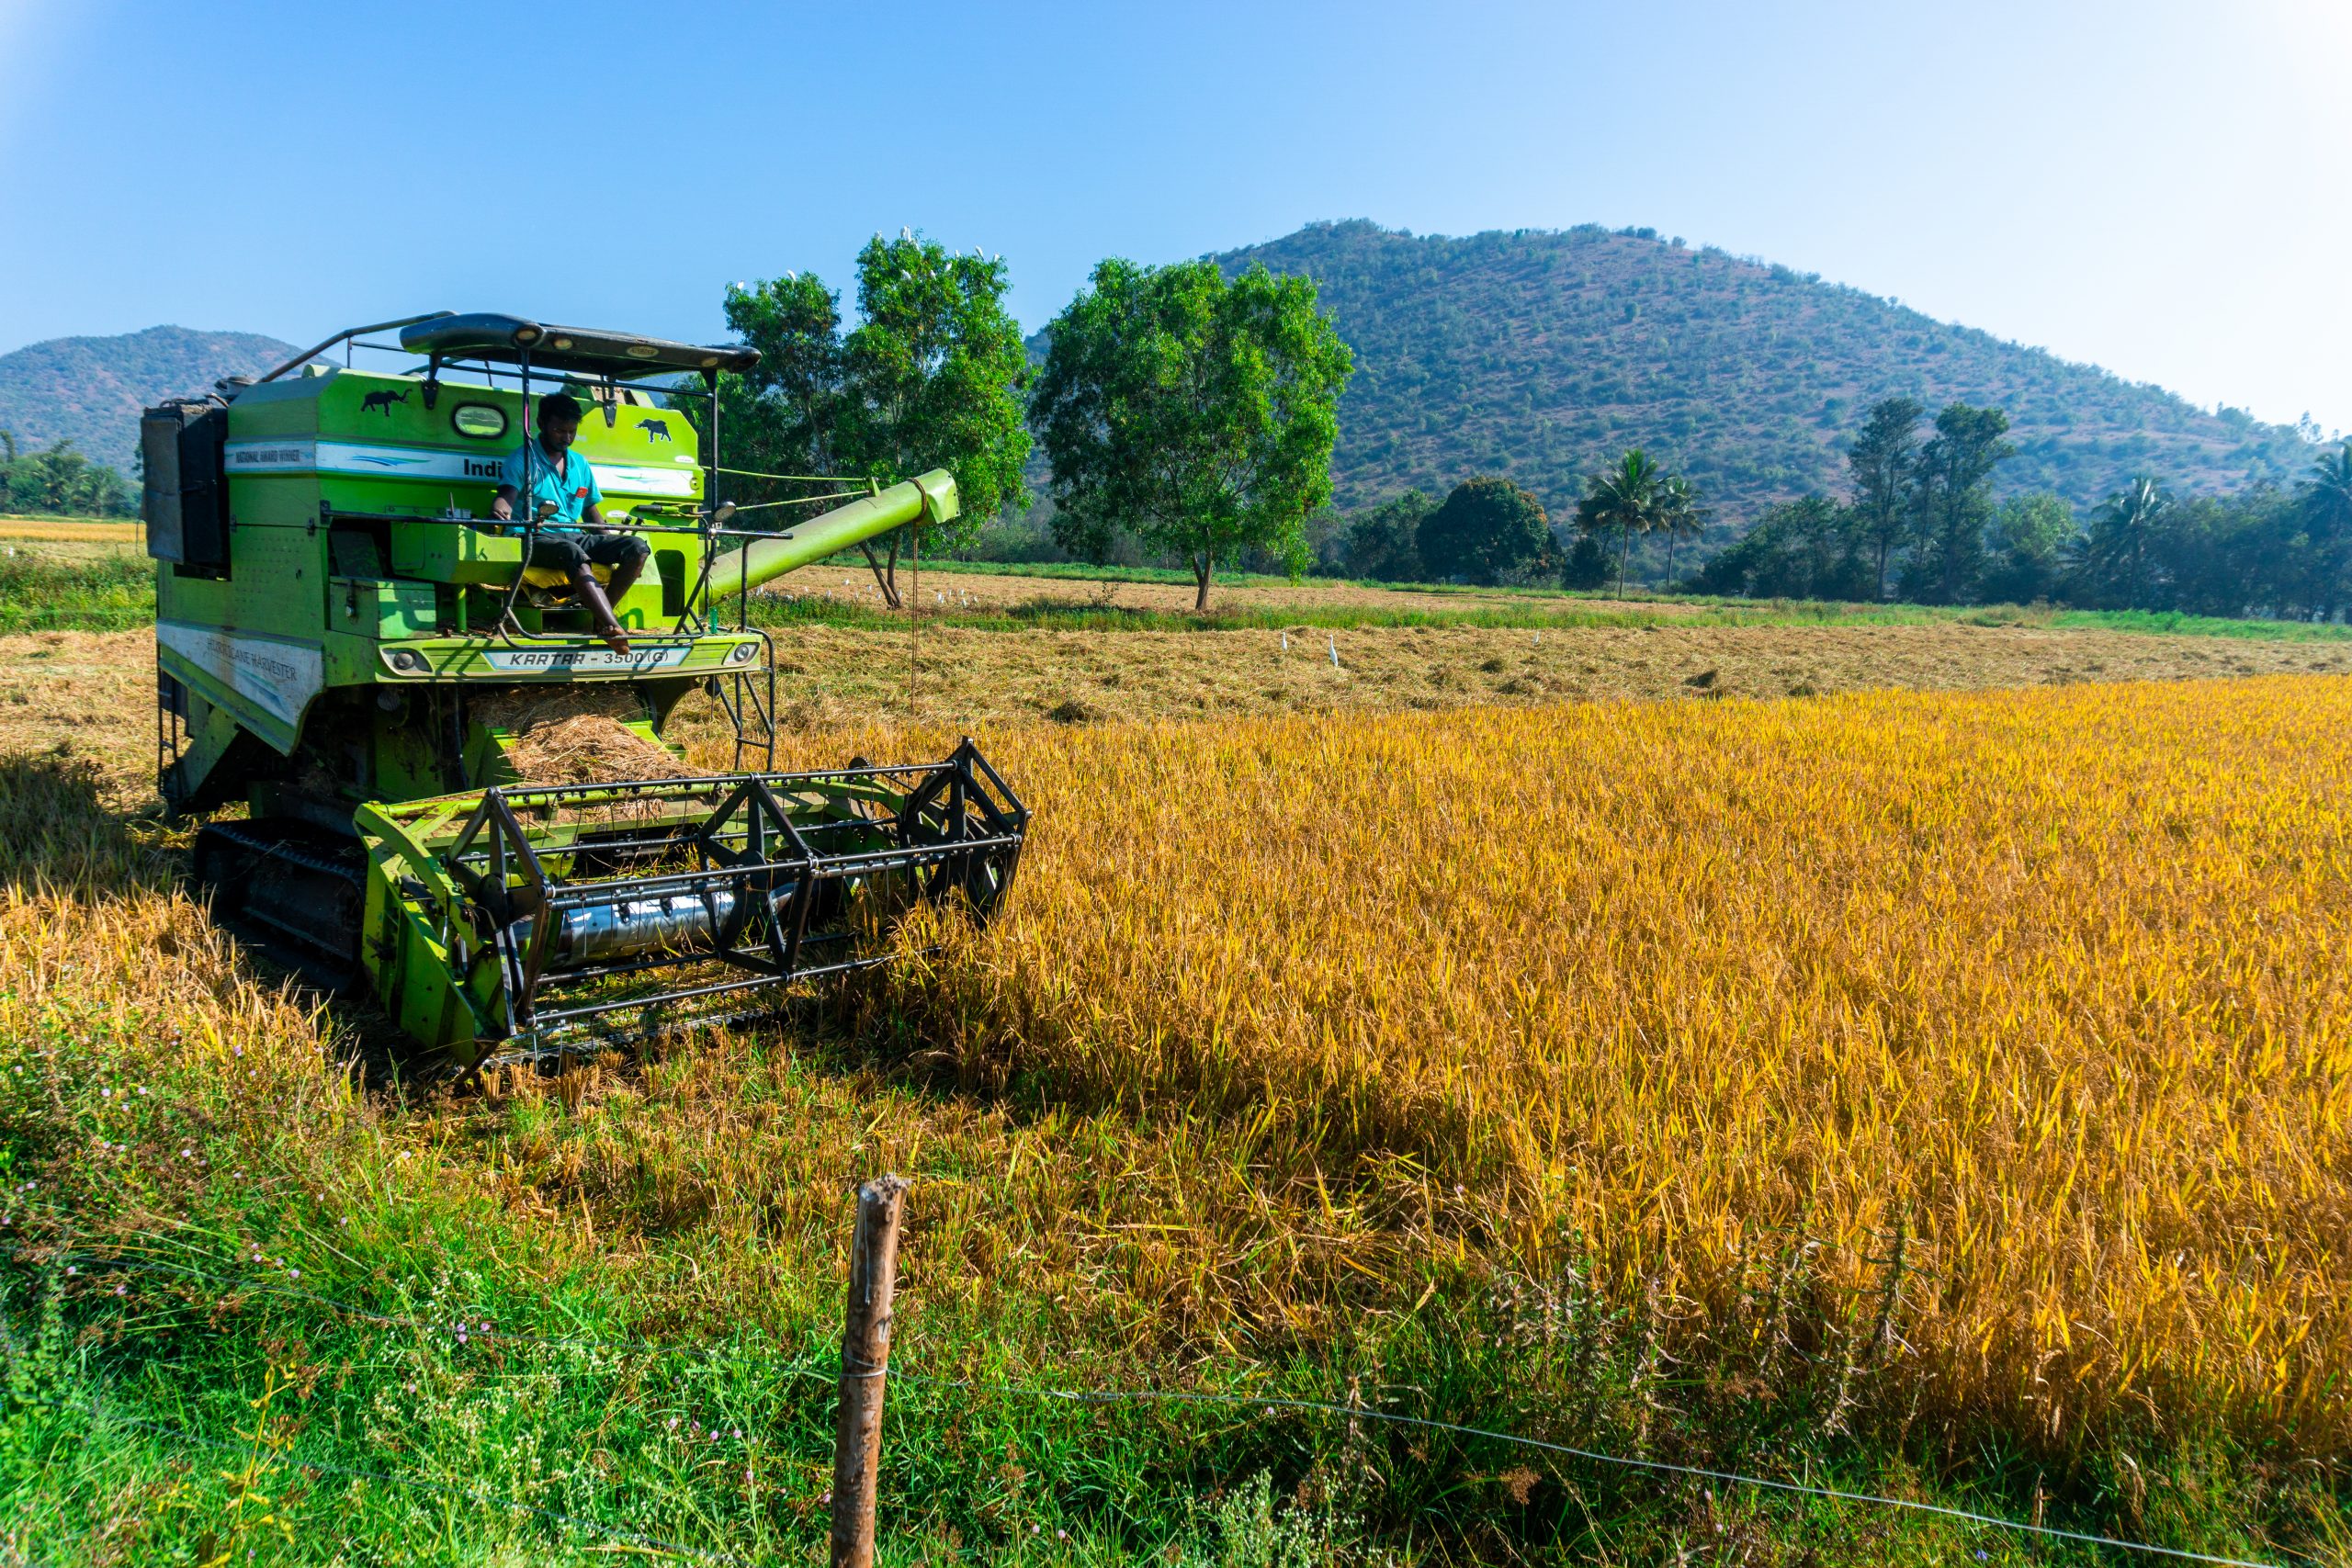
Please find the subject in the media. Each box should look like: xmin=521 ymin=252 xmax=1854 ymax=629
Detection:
xmin=3 ymin=1244 xmax=2309 ymax=1568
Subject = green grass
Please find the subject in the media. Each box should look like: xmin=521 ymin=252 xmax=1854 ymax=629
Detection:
xmin=752 ymin=586 xmax=2352 ymax=640
xmin=3 ymin=543 xmax=2346 ymax=646
xmin=0 ymin=548 xmax=153 ymax=634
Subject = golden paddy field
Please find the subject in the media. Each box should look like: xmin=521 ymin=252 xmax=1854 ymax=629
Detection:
xmin=5 ymin=624 xmax=2347 ymax=1481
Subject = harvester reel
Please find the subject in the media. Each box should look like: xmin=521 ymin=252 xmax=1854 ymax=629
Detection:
xmin=360 ymin=739 xmax=1029 ymax=1066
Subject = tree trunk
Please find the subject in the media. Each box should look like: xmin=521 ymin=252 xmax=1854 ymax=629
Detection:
xmin=1874 ymin=538 xmax=1890 ymax=602
xmin=861 ymin=535 xmax=906 ymax=611
xmin=1193 ymin=555 xmax=1212 ymax=613
xmin=1617 ymin=525 xmax=1633 ymax=597
xmin=1663 ymin=533 xmax=1679 ymax=590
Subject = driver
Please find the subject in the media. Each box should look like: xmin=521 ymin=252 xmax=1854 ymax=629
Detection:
xmin=490 ymin=392 xmax=649 ymax=654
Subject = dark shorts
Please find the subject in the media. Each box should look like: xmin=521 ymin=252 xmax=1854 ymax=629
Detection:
xmin=526 ymin=530 xmax=649 ymax=576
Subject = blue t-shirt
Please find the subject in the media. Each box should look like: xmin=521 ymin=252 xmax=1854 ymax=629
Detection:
xmin=501 ymin=437 xmax=603 ymax=530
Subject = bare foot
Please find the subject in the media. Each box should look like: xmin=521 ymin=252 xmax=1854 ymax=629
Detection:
xmin=598 ymin=625 xmax=632 ymax=656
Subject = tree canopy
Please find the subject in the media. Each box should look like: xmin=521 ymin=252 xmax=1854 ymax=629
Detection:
xmin=1575 ymin=449 xmax=1680 ymax=596
xmin=1030 ymin=257 xmax=1352 ymax=610
xmin=1330 ymin=490 xmax=1432 ymax=581
xmin=1416 ymin=476 xmax=1551 ymax=584
xmin=1847 ymin=396 xmax=1922 ymax=601
xmin=695 ymin=232 xmax=1031 ymax=604
xmin=1905 ymin=404 xmax=2014 ymax=604
xmin=1 ymin=436 xmax=132 ymax=517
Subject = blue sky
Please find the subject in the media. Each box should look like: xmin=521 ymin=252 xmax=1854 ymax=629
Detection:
xmin=3 ymin=0 xmax=2346 ymax=433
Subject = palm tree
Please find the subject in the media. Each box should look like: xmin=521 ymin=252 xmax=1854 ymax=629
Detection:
xmin=2084 ymin=476 xmax=2171 ymax=608
xmin=1653 ymin=474 xmax=1708 ymax=589
xmin=2300 ymin=443 xmax=2352 ymax=618
xmin=1577 ymin=449 xmax=1663 ymax=597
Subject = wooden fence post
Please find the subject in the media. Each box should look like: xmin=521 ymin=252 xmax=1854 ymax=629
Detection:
xmin=831 ymin=1174 xmax=910 ymax=1568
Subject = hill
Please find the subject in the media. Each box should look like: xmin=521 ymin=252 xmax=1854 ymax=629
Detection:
xmin=1211 ymin=221 xmax=2319 ymax=523
xmin=0 ymin=325 xmax=298 ymax=475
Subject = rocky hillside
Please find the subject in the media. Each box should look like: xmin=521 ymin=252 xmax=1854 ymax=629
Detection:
xmin=0 ymin=326 xmax=298 ymax=475
xmin=1215 ymin=221 xmax=2317 ymax=520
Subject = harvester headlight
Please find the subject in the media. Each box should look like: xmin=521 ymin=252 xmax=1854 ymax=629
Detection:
xmin=386 ymin=648 xmax=429 ymax=674
xmin=729 ymin=642 xmax=757 ymax=664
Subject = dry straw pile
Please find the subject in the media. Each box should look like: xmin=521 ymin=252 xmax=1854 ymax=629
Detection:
xmin=869 ymin=675 xmax=2351 ymax=1453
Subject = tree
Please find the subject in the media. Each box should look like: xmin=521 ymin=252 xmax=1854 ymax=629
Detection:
xmin=1336 ymin=490 xmax=1433 ymax=581
xmin=1979 ymin=493 xmax=2076 ymax=605
xmin=696 ymin=231 xmax=1032 ymax=608
xmin=1652 ymin=474 xmax=1708 ymax=588
xmin=839 ymin=232 xmax=1034 ymax=604
xmin=2075 ymin=477 xmax=2171 ymax=608
xmin=716 ymin=270 xmax=846 ymax=483
xmin=1906 ymin=403 xmax=2012 ymax=604
xmin=1688 ymin=495 xmax=1864 ymax=600
xmin=1846 ymin=397 xmax=1922 ymax=601
xmin=1030 ymin=257 xmax=1353 ymax=610
xmin=1561 ymin=532 xmax=1611 ymax=591
xmin=1575 ymin=449 xmax=1665 ymax=597
xmin=2297 ymin=442 xmax=2352 ymax=618
xmin=0 ymin=437 xmax=132 ymax=518
xmin=1416 ymin=476 xmax=1552 ymax=583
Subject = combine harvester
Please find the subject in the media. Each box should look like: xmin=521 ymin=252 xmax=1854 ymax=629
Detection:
xmin=144 ymin=310 xmax=1027 ymax=1066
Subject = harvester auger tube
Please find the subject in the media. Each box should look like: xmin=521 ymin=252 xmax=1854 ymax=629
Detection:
xmin=148 ymin=310 xmax=1024 ymax=1066
xmin=702 ymin=469 xmax=958 ymax=601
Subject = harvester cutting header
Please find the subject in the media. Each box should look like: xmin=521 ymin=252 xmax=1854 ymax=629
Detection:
xmin=145 ymin=310 xmax=1026 ymax=1066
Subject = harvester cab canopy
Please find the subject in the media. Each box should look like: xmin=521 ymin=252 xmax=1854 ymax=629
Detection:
xmin=145 ymin=307 xmax=1014 ymax=1068
xmin=394 ymin=313 xmax=762 ymax=382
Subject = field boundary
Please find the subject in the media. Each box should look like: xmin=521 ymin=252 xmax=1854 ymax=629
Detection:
xmin=7 ymin=1220 xmax=2293 ymax=1568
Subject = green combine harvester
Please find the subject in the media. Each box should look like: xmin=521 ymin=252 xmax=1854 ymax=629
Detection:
xmin=145 ymin=310 xmax=1026 ymax=1066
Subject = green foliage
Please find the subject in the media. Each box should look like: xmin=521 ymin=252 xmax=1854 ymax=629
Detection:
xmin=1216 ymin=221 xmax=2320 ymax=521
xmin=715 ymin=270 xmax=846 ymax=481
xmin=2075 ymin=477 xmax=2173 ymax=609
xmin=0 ymin=547 xmax=152 ymax=631
xmin=2295 ymin=443 xmax=2352 ymax=616
xmin=1 ymin=437 xmax=134 ymax=517
xmin=1416 ymin=475 xmax=1551 ymax=584
xmin=1327 ymin=490 xmax=1432 ymax=581
xmin=1690 ymin=495 xmax=1870 ymax=601
xmin=1561 ymin=531 xmax=1610 ymax=590
xmin=1979 ymin=492 xmax=2077 ymax=605
xmin=842 ymin=231 xmax=1034 ymax=534
xmin=1904 ymin=404 xmax=2014 ymax=604
xmin=694 ymin=232 xmax=1032 ymax=577
xmin=1178 ymin=1472 xmax=1364 ymax=1568
xmin=1575 ymin=449 xmax=1679 ymax=595
xmin=1847 ymin=396 xmax=1923 ymax=599
xmin=1031 ymin=257 xmax=1353 ymax=609
xmin=1653 ymin=472 xmax=1708 ymax=587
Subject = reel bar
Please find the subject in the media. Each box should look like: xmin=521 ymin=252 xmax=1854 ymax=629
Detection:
xmin=395 ymin=739 xmax=1028 ymax=1058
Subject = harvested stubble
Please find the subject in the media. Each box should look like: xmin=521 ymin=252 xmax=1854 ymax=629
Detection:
xmin=472 ymin=686 xmax=691 ymax=785
xmin=848 ymin=675 xmax=2352 ymax=1455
